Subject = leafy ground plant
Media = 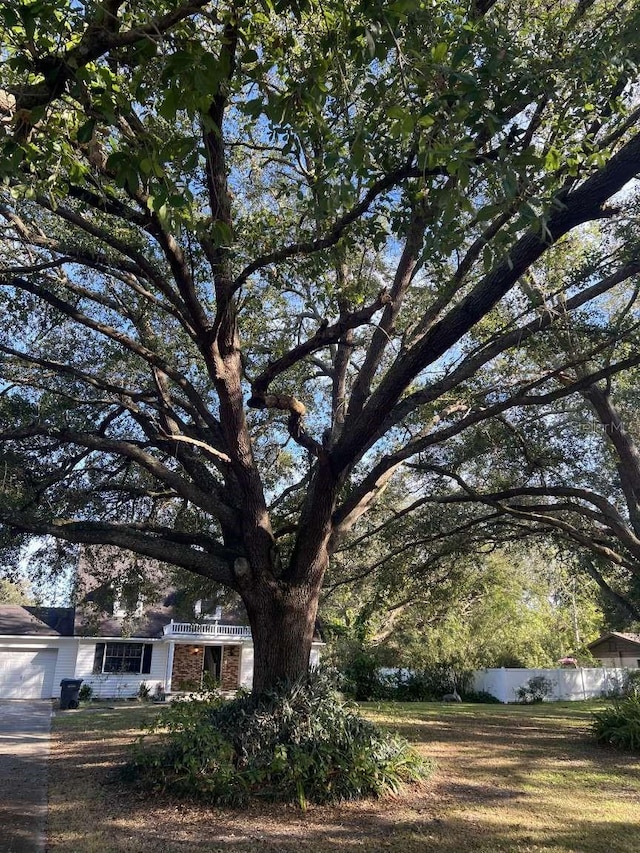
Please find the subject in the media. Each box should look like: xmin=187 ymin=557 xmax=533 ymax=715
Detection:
xmin=125 ymin=673 xmax=430 ymax=807
xmin=515 ymin=675 xmax=555 ymax=704
xmin=78 ymin=684 xmax=93 ymax=702
xmin=592 ymin=697 xmax=640 ymax=751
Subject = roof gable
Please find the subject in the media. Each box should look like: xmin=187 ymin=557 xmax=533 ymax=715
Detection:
xmin=74 ymin=546 xmax=253 ymax=638
xmin=588 ymin=631 xmax=640 ymax=652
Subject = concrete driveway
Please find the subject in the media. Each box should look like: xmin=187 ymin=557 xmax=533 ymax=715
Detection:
xmin=0 ymin=700 xmax=52 ymax=853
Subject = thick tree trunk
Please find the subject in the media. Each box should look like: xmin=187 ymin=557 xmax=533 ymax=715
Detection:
xmin=244 ymin=582 xmax=320 ymax=695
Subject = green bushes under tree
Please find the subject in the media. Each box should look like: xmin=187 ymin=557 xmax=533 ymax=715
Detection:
xmin=515 ymin=675 xmax=555 ymax=704
xmin=341 ymin=656 xmax=501 ymax=703
xmin=124 ymin=672 xmax=430 ymax=807
xmin=592 ymin=698 xmax=640 ymax=752
xmin=591 ymin=671 xmax=640 ymax=752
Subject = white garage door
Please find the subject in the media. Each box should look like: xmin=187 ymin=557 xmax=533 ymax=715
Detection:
xmin=0 ymin=649 xmax=58 ymax=699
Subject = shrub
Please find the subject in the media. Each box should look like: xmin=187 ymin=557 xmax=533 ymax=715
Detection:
xmin=395 ymin=663 xmax=474 ymax=702
xmin=592 ymin=697 xmax=640 ymax=751
xmin=601 ymin=670 xmax=640 ymax=701
xmin=341 ymin=653 xmax=395 ymax=701
xmin=124 ymin=670 xmax=431 ymax=806
xmin=137 ymin=681 xmax=151 ymax=702
xmin=341 ymin=653 xmax=475 ymax=704
xmin=623 ymin=670 xmax=640 ymax=699
xmin=462 ymin=689 xmax=501 ymax=704
xmin=78 ymin=683 xmax=93 ymax=702
xmin=515 ymin=675 xmax=554 ymax=704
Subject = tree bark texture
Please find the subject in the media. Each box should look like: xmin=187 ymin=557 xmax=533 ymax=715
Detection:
xmin=243 ymin=580 xmax=321 ymax=695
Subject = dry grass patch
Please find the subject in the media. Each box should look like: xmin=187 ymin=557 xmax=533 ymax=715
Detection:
xmin=49 ymin=700 xmax=640 ymax=853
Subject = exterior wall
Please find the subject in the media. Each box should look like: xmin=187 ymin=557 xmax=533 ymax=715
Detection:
xmin=239 ymin=643 xmax=253 ymax=689
xmin=473 ymin=667 xmax=629 ymax=703
xmin=171 ymin=644 xmax=204 ymax=689
xmin=237 ymin=642 xmax=323 ymax=690
xmin=75 ymin=639 xmax=169 ymax=699
xmin=0 ymin=634 xmax=326 ymax=698
xmin=221 ymin=644 xmax=241 ymax=690
xmin=53 ymin=640 xmax=79 ymax=691
xmin=589 ymin=637 xmax=640 ymax=661
xmin=594 ymin=655 xmax=640 ymax=668
xmin=0 ymin=636 xmax=78 ymax=698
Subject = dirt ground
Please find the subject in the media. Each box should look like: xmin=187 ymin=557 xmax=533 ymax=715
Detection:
xmin=47 ymin=702 xmax=640 ymax=853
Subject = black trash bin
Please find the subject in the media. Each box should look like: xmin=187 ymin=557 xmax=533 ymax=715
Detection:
xmin=59 ymin=678 xmax=83 ymax=710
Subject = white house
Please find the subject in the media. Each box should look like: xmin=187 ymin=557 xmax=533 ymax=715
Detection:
xmin=0 ymin=600 xmax=323 ymax=701
xmin=0 ymin=549 xmax=324 ymax=700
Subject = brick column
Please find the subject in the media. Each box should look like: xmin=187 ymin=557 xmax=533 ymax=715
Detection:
xmin=171 ymin=644 xmax=204 ymax=689
xmin=221 ymin=645 xmax=241 ymax=690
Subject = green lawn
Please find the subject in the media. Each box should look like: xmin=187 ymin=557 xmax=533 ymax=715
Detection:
xmin=48 ymin=700 xmax=640 ymax=853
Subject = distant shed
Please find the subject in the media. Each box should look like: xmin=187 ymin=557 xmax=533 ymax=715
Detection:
xmin=587 ymin=632 xmax=640 ymax=668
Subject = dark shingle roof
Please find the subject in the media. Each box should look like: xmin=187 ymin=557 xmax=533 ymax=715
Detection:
xmin=614 ymin=632 xmax=640 ymax=643
xmin=0 ymin=606 xmax=75 ymax=636
xmin=73 ymin=606 xmax=173 ymax=639
xmin=587 ymin=631 xmax=640 ymax=649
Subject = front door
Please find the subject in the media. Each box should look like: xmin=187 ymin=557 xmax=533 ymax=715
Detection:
xmin=203 ymin=645 xmax=222 ymax=685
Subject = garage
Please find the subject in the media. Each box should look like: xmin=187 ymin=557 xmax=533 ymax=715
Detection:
xmin=0 ymin=649 xmax=59 ymax=699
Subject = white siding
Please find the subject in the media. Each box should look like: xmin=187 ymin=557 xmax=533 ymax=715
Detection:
xmin=238 ymin=642 xmax=322 ymax=690
xmin=310 ymin=643 xmax=323 ymax=668
xmin=75 ymin=640 xmax=170 ymax=699
xmin=53 ymin=641 xmax=79 ymax=692
xmin=0 ymin=636 xmax=327 ymax=698
xmin=239 ymin=643 xmax=254 ymax=689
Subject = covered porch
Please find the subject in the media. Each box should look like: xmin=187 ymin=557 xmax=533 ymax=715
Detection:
xmin=164 ymin=622 xmax=252 ymax=692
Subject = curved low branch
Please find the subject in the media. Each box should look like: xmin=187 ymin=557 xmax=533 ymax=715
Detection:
xmin=1 ymin=423 xmax=238 ymax=531
xmin=0 ymin=512 xmax=235 ymax=585
xmin=418 ymin=467 xmax=640 ymax=577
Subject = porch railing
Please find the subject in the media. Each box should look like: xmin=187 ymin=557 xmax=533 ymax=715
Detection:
xmin=163 ymin=621 xmax=252 ymax=638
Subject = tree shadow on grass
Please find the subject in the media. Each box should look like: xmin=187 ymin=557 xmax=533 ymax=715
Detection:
xmin=389 ymin=706 xmax=640 ymax=788
xmin=0 ymin=752 xmax=48 ymax=853
xmin=47 ymin=704 xmax=640 ymax=853
xmin=47 ymin=795 xmax=640 ymax=853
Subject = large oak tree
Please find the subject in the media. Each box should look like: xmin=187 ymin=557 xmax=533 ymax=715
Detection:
xmin=2 ymin=0 xmax=640 ymax=691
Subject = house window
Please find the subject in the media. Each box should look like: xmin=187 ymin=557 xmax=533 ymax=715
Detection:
xmin=92 ymin=642 xmax=152 ymax=674
xmin=111 ymin=585 xmax=145 ymax=618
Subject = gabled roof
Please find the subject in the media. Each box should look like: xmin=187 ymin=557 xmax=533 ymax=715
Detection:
xmin=587 ymin=631 xmax=640 ymax=649
xmin=74 ymin=602 xmax=175 ymax=639
xmin=74 ymin=547 xmax=178 ymax=638
xmin=0 ymin=548 xmax=322 ymax=642
xmin=73 ymin=547 xmax=261 ymax=639
xmin=0 ymin=606 xmax=75 ymax=637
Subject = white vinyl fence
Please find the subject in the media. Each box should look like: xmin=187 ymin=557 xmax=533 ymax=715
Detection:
xmin=472 ymin=667 xmax=629 ymax=703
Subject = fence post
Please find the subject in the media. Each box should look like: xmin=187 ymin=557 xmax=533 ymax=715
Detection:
xmin=498 ymin=667 xmax=508 ymax=703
